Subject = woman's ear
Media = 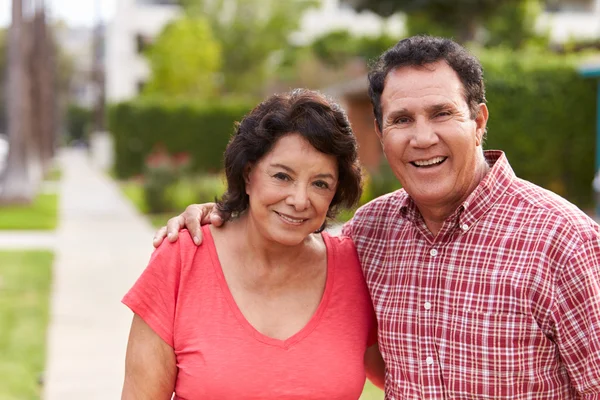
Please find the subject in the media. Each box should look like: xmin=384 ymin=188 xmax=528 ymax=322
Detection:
xmin=244 ymin=164 xmax=252 ymax=194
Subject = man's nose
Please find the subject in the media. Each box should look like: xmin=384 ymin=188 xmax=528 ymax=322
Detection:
xmin=410 ymin=120 xmax=439 ymax=148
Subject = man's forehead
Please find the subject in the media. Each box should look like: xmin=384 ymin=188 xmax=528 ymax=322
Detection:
xmin=381 ymin=63 xmax=466 ymax=112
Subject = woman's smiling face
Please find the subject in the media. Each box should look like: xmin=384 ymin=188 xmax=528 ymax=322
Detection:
xmin=244 ymin=133 xmax=338 ymax=246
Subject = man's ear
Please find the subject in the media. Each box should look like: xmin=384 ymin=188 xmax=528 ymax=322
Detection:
xmin=475 ymin=103 xmax=489 ymax=146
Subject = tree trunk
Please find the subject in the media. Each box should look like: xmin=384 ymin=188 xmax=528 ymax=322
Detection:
xmin=0 ymin=0 xmax=42 ymax=204
xmin=32 ymin=2 xmax=56 ymax=173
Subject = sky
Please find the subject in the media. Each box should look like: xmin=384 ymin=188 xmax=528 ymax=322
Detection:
xmin=0 ymin=0 xmax=117 ymax=27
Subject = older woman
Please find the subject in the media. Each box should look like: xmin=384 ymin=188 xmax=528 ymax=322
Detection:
xmin=122 ymin=89 xmax=384 ymax=399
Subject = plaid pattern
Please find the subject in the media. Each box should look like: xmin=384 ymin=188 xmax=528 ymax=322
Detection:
xmin=343 ymin=151 xmax=600 ymax=399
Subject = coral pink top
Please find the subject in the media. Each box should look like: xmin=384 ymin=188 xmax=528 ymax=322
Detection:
xmin=123 ymin=225 xmax=376 ymax=400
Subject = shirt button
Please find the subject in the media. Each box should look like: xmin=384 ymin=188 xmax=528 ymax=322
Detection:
xmin=426 ymin=357 xmax=434 ymax=366
xmin=430 ymin=248 xmax=438 ymax=257
xmin=424 ymin=301 xmax=432 ymax=310
xmin=461 ymin=223 xmax=469 ymax=231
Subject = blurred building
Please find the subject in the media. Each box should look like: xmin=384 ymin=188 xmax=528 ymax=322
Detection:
xmin=105 ymin=0 xmax=181 ymax=102
xmin=539 ymin=0 xmax=600 ymax=43
xmin=55 ymin=24 xmax=98 ymax=108
xmin=104 ymin=0 xmax=400 ymax=102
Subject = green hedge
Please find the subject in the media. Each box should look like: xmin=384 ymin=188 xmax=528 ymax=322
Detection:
xmin=109 ymin=99 xmax=253 ymax=178
xmin=479 ymin=49 xmax=597 ymax=207
xmin=109 ymin=50 xmax=599 ymax=208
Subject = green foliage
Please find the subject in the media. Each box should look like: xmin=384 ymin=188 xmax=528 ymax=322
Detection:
xmin=108 ymin=99 xmax=253 ymax=179
xmin=120 ymin=174 xmax=226 ymax=226
xmin=66 ymin=104 xmax=93 ymax=144
xmin=180 ymin=0 xmax=316 ymax=95
xmin=345 ymin=0 xmax=523 ymax=43
xmin=310 ymin=30 xmax=400 ymax=67
xmin=0 ymin=251 xmax=52 ymax=400
xmin=143 ymin=16 xmax=221 ymax=99
xmin=478 ymin=48 xmax=597 ymax=206
xmin=142 ymin=146 xmax=191 ymax=213
xmin=484 ymin=0 xmax=547 ymax=49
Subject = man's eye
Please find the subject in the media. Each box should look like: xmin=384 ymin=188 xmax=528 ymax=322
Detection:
xmin=435 ymin=111 xmax=452 ymax=118
xmin=395 ymin=117 xmax=410 ymax=124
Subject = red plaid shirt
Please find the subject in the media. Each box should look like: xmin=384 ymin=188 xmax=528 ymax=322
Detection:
xmin=343 ymin=151 xmax=600 ymax=399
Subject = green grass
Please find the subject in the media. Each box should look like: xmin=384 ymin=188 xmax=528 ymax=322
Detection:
xmin=0 ymin=193 xmax=59 ymax=230
xmin=360 ymin=381 xmax=384 ymax=399
xmin=0 ymin=251 xmax=53 ymax=400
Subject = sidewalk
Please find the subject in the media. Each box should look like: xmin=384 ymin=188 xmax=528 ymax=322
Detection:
xmin=0 ymin=231 xmax=56 ymax=249
xmin=43 ymin=148 xmax=156 ymax=399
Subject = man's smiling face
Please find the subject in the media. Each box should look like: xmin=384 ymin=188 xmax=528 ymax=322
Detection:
xmin=376 ymin=60 xmax=488 ymax=216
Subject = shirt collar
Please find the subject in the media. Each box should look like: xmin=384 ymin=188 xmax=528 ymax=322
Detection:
xmin=399 ymin=150 xmax=516 ymax=228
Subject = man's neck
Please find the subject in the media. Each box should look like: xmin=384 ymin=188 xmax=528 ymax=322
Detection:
xmin=418 ymin=156 xmax=490 ymax=237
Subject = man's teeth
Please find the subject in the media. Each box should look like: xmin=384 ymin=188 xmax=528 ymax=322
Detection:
xmin=413 ymin=157 xmax=445 ymax=167
xmin=278 ymin=213 xmax=304 ymax=223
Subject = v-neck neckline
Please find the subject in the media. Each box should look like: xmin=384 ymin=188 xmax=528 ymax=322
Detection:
xmin=204 ymin=225 xmax=335 ymax=349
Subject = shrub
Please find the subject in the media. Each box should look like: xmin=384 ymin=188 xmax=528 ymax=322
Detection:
xmin=109 ymin=99 xmax=253 ymax=179
xmin=478 ymin=48 xmax=597 ymax=207
xmin=143 ymin=145 xmax=191 ymax=214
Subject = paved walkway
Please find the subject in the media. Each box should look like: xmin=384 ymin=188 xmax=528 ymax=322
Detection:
xmin=43 ymin=148 xmax=156 ymax=399
xmin=0 ymin=231 xmax=56 ymax=249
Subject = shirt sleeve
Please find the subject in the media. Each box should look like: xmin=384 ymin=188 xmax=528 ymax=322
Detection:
xmin=341 ymin=218 xmax=354 ymax=238
xmin=551 ymin=236 xmax=600 ymax=397
xmin=122 ymin=239 xmax=182 ymax=348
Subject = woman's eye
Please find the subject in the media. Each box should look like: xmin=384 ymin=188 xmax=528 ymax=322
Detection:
xmin=273 ymin=172 xmax=290 ymax=181
xmin=314 ymin=181 xmax=330 ymax=189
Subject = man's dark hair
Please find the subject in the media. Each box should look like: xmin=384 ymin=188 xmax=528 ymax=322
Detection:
xmin=217 ymin=89 xmax=362 ymax=231
xmin=368 ymin=35 xmax=486 ymax=131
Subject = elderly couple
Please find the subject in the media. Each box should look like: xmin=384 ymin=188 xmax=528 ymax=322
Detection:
xmin=121 ymin=35 xmax=600 ymax=399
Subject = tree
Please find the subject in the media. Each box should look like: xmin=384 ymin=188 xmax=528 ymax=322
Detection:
xmin=1 ymin=0 xmax=58 ymax=204
xmin=180 ymin=0 xmax=317 ymax=97
xmin=343 ymin=0 xmax=521 ymax=43
xmin=143 ymin=16 xmax=221 ymax=99
xmin=1 ymin=0 xmax=39 ymax=204
xmin=143 ymin=17 xmax=221 ymax=99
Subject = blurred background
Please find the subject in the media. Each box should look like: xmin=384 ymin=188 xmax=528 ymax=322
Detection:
xmin=0 ymin=0 xmax=599 ymax=399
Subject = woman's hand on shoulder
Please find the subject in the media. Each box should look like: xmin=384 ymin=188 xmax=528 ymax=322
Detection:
xmin=152 ymin=203 xmax=224 ymax=248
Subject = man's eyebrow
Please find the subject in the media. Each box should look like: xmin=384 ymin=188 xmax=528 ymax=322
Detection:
xmin=426 ymin=103 xmax=455 ymax=113
xmin=385 ymin=108 xmax=411 ymax=122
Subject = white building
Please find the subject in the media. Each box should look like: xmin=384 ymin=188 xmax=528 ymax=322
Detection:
xmin=539 ymin=0 xmax=600 ymax=43
xmin=55 ymin=24 xmax=98 ymax=108
xmin=105 ymin=0 xmax=181 ymax=102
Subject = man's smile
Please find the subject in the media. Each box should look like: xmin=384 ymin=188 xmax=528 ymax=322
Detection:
xmin=410 ymin=156 xmax=447 ymax=168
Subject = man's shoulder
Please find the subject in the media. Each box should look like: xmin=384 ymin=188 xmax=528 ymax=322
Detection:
xmin=508 ymin=178 xmax=600 ymax=241
xmin=353 ymin=189 xmax=407 ymax=221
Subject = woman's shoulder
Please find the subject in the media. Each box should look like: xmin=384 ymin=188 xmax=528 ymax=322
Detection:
xmin=322 ymin=231 xmax=359 ymax=263
xmin=322 ymin=231 xmax=356 ymax=250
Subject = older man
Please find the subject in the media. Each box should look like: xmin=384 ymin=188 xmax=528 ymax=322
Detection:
xmin=155 ymin=36 xmax=600 ymax=398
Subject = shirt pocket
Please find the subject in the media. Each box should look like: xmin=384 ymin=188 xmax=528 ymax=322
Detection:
xmin=441 ymin=308 xmax=556 ymax=399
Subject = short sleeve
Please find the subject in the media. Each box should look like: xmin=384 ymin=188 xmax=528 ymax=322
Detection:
xmin=122 ymin=239 xmax=182 ymax=347
xmin=341 ymin=218 xmax=354 ymax=238
xmin=551 ymin=236 xmax=600 ymax=396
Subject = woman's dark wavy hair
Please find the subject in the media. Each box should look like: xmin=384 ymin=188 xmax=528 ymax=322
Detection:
xmin=216 ymin=89 xmax=362 ymax=231
xmin=369 ymin=35 xmax=487 ymax=133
